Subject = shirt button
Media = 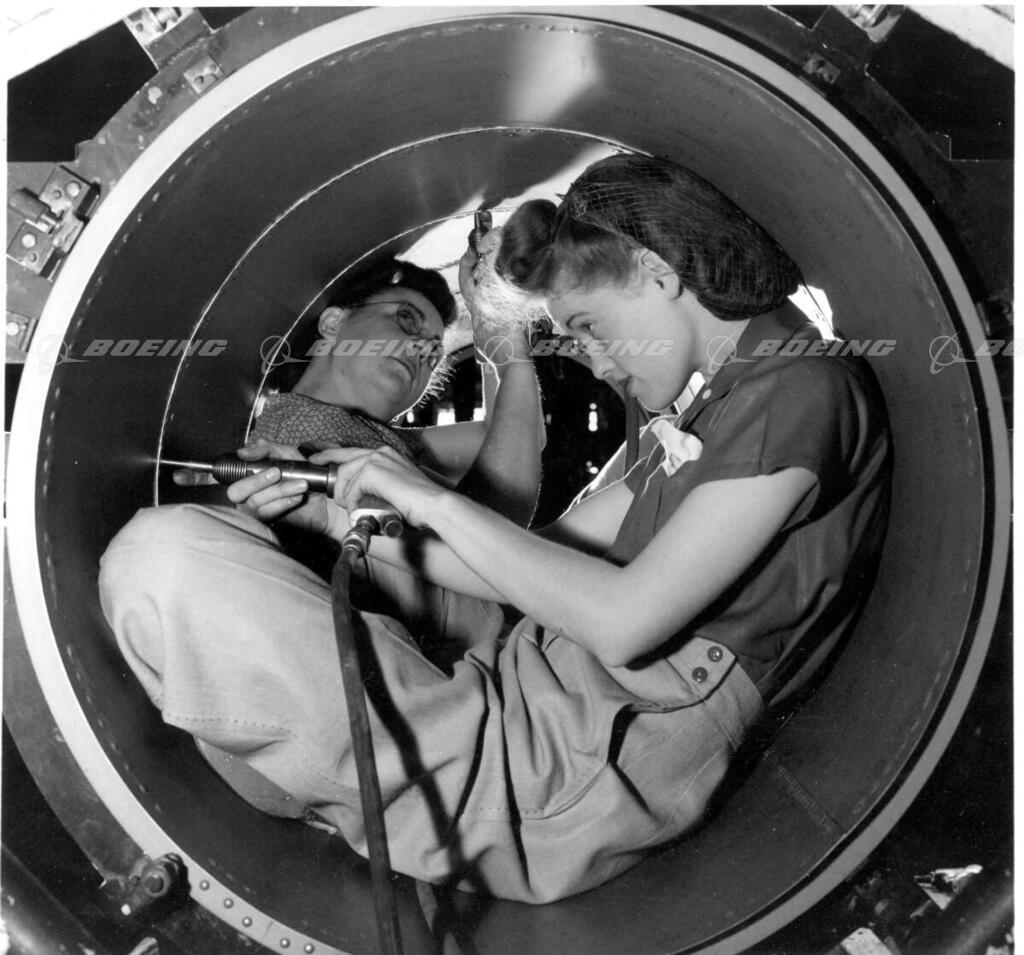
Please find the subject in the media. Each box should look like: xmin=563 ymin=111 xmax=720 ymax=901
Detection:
xmin=701 ymin=389 xmax=712 ymax=399
xmin=707 ymin=645 xmax=723 ymax=663
xmin=692 ymin=667 xmax=708 ymax=684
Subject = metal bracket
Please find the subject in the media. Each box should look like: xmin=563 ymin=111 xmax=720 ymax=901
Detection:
xmin=119 ymin=853 xmax=186 ymax=918
xmin=7 ymin=166 xmax=97 ymax=280
xmin=6 ymin=310 xmax=38 ymax=361
xmin=803 ymin=53 xmax=842 ymax=85
xmin=836 ymin=5 xmax=904 ymax=43
xmin=183 ymin=53 xmax=225 ymax=95
xmin=123 ymin=8 xmax=212 ymax=69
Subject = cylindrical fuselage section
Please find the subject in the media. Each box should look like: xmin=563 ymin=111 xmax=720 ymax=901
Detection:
xmin=7 ymin=8 xmax=1009 ymax=954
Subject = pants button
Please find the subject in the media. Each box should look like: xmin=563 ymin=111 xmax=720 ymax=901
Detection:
xmin=707 ymin=645 xmax=723 ymax=663
xmin=692 ymin=667 xmax=708 ymax=684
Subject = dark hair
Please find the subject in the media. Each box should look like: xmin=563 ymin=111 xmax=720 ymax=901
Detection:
xmin=266 ymin=258 xmax=455 ymax=401
xmin=497 ymin=154 xmax=802 ymax=321
xmin=328 ymin=258 xmax=457 ymax=327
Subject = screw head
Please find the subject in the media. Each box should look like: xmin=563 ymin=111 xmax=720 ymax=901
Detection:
xmin=692 ymin=667 xmax=708 ymax=684
xmin=707 ymin=646 xmax=723 ymax=663
xmin=66 ymin=181 xmax=82 ymax=197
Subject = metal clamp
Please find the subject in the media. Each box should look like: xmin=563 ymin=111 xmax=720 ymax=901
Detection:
xmin=7 ymin=167 xmax=96 ymax=279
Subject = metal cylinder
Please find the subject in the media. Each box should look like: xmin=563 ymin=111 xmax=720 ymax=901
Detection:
xmin=5 ymin=7 xmax=1010 ymax=954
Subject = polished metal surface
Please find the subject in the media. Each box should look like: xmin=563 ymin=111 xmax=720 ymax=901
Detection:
xmin=5 ymin=7 xmax=1010 ymax=954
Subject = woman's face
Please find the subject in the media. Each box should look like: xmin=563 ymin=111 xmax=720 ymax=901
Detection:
xmin=546 ymin=271 xmax=701 ymax=412
xmin=327 ymin=287 xmax=445 ymax=420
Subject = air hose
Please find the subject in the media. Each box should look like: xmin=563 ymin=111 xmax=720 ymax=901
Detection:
xmin=332 ymin=516 xmax=404 ymax=955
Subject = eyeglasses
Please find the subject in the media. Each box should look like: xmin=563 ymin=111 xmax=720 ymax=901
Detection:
xmin=349 ymin=298 xmax=445 ymax=370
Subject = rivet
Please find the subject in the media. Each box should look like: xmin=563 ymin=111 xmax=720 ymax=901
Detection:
xmin=6 ymin=321 xmax=19 ymax=336
xmin=199 ymin=880 xmax=210 ymax=890
xmin=21 ymin=233 xmax=37 ymax=249
xmin=692 ymin=667 xmax=708 ymax=684
xmin=707 ymin=646 xmax=723 ymax=663
xmin=280 ymin=940 xmax=290 ymax=949
xmin=223 ymin=898 xmax=234 ymax=908
xmin=701 ymin=389 xmax=712 ymax=399
xmin=67 ymin=181 xmax=81 ymax=197
xmin=242 ymin=916 xmax=253 ymax=927
xmin=51 ymin=187 xmax=64 ymax=200
xmin=304 ymin=945 xmax=315 ymax=953
xmin=147 ymin=87 xmax=163 ymax=105
xmin=26 ymin=252 xmax=38 ymax=263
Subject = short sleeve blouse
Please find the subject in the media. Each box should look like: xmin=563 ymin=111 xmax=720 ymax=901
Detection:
xmin=607 ymin=311 xmax=892 ymax=708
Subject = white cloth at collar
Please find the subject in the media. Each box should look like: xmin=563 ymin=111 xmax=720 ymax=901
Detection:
xmin=650 ymin=418 xmax=703 ymax=476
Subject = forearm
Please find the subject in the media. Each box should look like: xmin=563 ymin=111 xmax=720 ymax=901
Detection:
xmin=456 ymin=360 xmax=545 ymax=526
xmin=428 ymin=491 xmax=631 ymax=662
xmin=363 ymin=529 xmax=506 ymax=602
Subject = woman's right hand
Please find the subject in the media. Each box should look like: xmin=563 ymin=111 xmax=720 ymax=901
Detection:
xmin=226 ymin=438 xmax=338 ymax=534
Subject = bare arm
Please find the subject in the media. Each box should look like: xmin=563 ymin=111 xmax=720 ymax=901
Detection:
xmin=323 ymin=446 xmax=815 ymax=668
xmin=408 ymin=243 xmax=545 ymax=524
xmin=362 ymin=474 xmax=634 ymax=601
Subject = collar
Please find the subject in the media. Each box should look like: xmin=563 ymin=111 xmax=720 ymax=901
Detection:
xmin=677 ymin=304 xmax=818 ymax=426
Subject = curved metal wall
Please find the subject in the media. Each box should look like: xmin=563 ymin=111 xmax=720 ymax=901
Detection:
xmin=6 ymin=7 xmax=1010 ymax=954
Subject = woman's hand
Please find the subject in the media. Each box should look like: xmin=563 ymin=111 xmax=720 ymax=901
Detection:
xmin=458 ymin=241 xmax=481 ymax=312
xmin=309 ymin=445 xmax=451 ymax=534
xmin=226 ymin=438 xmax=335 ymax=533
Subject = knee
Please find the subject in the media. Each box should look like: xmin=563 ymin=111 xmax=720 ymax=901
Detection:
xmin=99 ymin=504 xmax=246 ymax=612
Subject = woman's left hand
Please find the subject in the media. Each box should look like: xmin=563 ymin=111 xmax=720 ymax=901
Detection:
xmin=308 ymin=445 xmax=450 ymax=533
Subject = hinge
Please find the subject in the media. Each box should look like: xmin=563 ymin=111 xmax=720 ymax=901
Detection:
xmin=7 ymin=166 xmax=98 ymax=280
xmin=123 ymin=8 xmax=212 ymax=69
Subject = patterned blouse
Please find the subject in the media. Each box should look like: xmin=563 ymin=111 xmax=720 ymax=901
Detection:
xmin=251 ymin=392 xmax=425 ymax=462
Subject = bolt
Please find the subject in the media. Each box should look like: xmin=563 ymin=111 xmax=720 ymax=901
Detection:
xmin=66 ymin=181 xmax=82 ymax=197
xmin=21 ymin=233 xmax=37 ymax=249
xmin=7 ymin=321 xmax=20 ymax=337
xmin=27 ymin=253 xmax=38 ymax=264
xmin=147 ymin=86 xmax=163 ymax=105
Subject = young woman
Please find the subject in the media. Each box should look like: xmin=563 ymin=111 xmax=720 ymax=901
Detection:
xmin=100 ymin=154 xmax=890 ymax=904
